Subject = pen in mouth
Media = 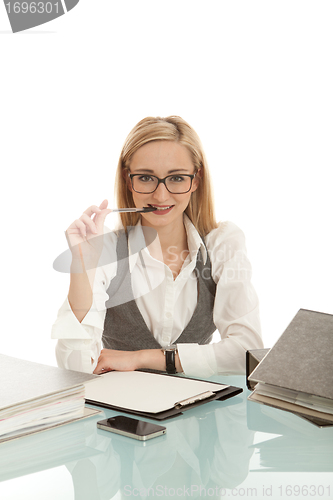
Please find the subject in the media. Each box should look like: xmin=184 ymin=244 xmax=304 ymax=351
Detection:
xmin=147 ymin=204 xmax=175 ymax=214
xmin=109 ymin=207 xmax=156 ymax=213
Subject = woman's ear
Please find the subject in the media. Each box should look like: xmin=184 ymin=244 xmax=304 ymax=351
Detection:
xmin=122 ymin=169 xmax=132 ymax=191
xmin=191 ymin=168 xmax=202 ymax=192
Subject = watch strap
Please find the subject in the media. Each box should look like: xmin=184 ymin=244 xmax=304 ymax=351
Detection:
xmin=165 ymin=349 xmax=177 ymax=374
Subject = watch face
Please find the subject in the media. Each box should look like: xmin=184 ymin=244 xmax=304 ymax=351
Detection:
xmin=165 ymin=348 xmax=177 ymax=374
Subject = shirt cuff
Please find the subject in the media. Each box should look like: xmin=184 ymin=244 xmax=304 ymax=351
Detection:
xmin=55 ymin=339 xmax=99 ymax=373
xmin=51 ymin=298 xmax=105 ymax=340
xmin=177 ymin=343 xmax=218 ymax=378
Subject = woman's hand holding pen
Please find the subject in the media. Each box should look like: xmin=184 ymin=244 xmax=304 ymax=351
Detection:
xmin=66 ymin=199 xmax=112 ymax=272
xmin=66 ymin=200 xmax=111 ymax=323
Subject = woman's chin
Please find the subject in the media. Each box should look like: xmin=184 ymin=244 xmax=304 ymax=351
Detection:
xmin=141 ymin=210 xmax=183 ymax=228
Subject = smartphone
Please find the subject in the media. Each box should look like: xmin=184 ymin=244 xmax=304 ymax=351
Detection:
xmin=97 ymin=415 xmax=167 ymax=441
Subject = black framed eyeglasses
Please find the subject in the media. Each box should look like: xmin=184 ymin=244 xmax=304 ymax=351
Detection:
xmin=128 ymin=173 xmax=196 ymax=194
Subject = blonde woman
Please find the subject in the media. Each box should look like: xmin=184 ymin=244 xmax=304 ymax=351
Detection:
xmin=52 ymin=116 xmax=263 ymax=377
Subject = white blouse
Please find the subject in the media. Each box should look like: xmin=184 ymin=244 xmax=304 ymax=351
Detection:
xmin=51 ymin=216 xmax=263 ymax=377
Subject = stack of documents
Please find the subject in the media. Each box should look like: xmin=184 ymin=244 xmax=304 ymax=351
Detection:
xmin=248 ymin=309 xmax=333 ymax=426
xmin=0 ymin=354 xmax=99 ymax=443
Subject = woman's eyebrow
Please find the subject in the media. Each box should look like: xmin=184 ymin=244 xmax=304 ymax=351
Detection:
xmin=168 ymin=169 xmax=189 ymax=173
xmin=133 ymin=168 xmax=190 ymax=174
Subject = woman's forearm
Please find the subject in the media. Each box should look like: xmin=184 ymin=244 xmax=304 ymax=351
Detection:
xmin=68 ymin=262 xmax=95 ymax=322
xmin=93 ymin=349 xmax=183 ymax=374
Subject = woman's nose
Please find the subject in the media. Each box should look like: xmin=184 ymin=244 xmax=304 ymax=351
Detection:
xmin=152 ymin=182 xmax=170 ymax=201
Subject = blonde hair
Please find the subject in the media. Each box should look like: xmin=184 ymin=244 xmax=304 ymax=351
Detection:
xmin=115 ymin=116 xmax=218 ymax=236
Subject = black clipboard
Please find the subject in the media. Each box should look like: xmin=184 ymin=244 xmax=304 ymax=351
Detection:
xmin=85 ymin=371 xmax=242 ymax=420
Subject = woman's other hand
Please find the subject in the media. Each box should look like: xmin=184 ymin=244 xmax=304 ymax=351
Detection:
xmin=93 ymin=348 xmax=183 ymax=374
xmin=93 ymin=349 xmax=142 ymax=374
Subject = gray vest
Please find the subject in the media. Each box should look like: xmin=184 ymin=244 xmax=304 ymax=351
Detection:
xmin=102 ymin=230 xmax=217 ymax=351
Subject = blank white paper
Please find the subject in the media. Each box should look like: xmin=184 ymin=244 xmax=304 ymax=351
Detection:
xmin=84 ymin=371 xmax=228 ymax=413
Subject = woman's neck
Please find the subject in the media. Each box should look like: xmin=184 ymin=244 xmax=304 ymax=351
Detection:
xmin=142 ymin=215 xmax=189 ymax=263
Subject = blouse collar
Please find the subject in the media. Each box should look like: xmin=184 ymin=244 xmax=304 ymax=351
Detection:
xmin=127 ymin=215 xmax=207 ymax=273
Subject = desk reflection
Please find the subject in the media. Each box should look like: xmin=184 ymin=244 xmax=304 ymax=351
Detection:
xmin=2 ymin=382 xmax=332 ymax=499
xmin=65 ymin=394 xmax=254 ymax=499
xmin=247 ymin=399 xmax=333 ymax=472
xmin=0 ymin=416 xmax=104 ymax=483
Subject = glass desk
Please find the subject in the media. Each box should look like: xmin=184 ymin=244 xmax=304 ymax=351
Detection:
xmin=0 ymin=375 xmax=332 ymax=500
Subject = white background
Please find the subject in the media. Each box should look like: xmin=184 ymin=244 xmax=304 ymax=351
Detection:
xmin=1 ymin=1 xmax=332 ymax=367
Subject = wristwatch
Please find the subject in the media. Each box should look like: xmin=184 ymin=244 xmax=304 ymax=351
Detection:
xmin=162 ymin=345 xmax=178 ymax=374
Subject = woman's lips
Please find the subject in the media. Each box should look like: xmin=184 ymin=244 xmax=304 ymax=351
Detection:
xmin=148 ymin=204 xmax=175 ymax=215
